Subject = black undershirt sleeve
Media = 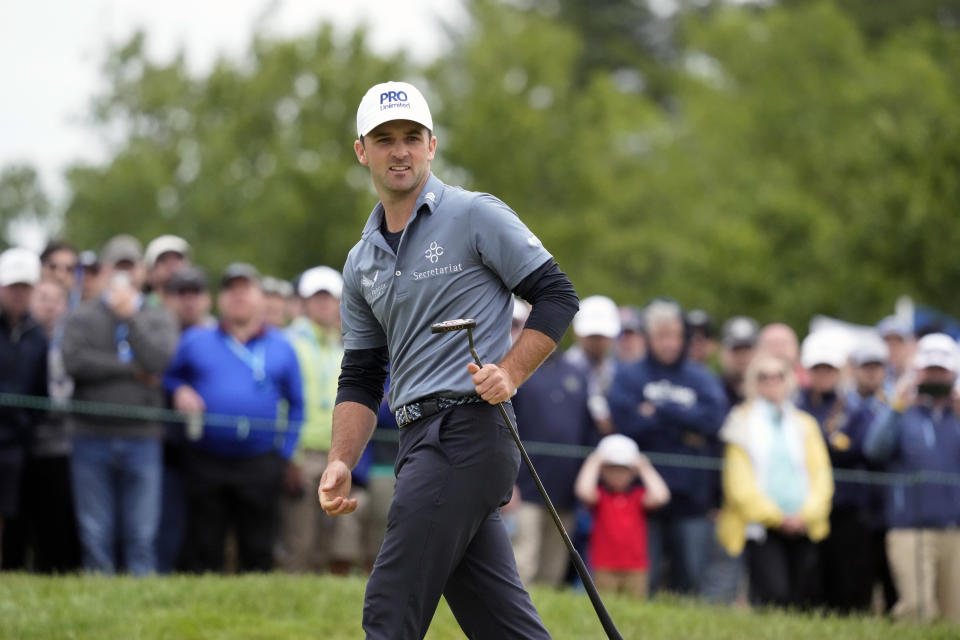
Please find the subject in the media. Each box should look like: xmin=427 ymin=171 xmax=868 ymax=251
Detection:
xmin=335 ymin=346 xmax=390 ymax=413
xmin=512 ymin=259 xmax=580 ymax=344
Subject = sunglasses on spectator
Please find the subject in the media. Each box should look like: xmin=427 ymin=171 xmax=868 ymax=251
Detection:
xmin=757 ymin=370 xmax=785 ymax=382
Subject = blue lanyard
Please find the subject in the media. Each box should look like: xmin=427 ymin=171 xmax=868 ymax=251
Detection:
xmin=115 ymin=323 xmax=133 ymax=363
xmin=223 ymin=332 xmax=267 ymax=383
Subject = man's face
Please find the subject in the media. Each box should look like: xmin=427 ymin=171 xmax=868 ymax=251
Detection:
xmin=616 ymin=330 xmax=645 ymax=364
xmin=883 ymin=334 xmax=914 ymax=371
xmin=854 ymin=362 xmax=886 ymax=395
xmin=648 ymin=319 xmax=685 ymax=366
xmin=41 ymin=249 xmax=77 ymax=292
xmin=30 ymin=281 xmax=67 ymax=329
xmin=0 ymin=283 xmax=34 ymax=319
xmin=579 ymin=335 xmax=613 ymax=362
xmin=355 ymin=120 xmax=436 ymax=200
xmin=171 ymin=288 xmax=211 ymax=329
xmin=757 ymin=325 xmax=799 ymax=365
xmin=688 ymin=331 xmax=716 ymax=364
xmin=808 ymin=364 xmax=840 ymax=394
xmin=918 ymin=366 xmax=955 ymax=387
xmin=262 ymin=293 xmax=288 ymax=328
xmin=218 ymin=279 xmax=265 ymax=326
xmin=149 ymin=251 xmax=186 ymax=289
xmin=722 ymin=345 xmax=755 ymax=377
xmin=303 ymin=290 xmax=341 ymax=330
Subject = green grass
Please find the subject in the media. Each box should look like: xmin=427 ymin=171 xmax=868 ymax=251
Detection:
xmin=0 ymin=574 xmax=955 ymax=639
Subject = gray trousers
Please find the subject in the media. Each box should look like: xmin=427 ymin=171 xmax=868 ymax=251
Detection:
xmin=363 ymin=402 xmax=550 ymax=639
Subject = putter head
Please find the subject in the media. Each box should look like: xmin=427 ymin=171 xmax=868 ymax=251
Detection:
xmin=430 ymin=318 xmax=477 ymax=334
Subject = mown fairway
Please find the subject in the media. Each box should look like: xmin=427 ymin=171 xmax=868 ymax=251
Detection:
xmin=1 ymin=574 xmax=955 ymax=639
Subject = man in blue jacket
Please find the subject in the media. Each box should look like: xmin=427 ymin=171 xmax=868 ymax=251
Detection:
xmin=608 ymin=299 xmax=726 ymax=595
xmin=165 ymin=263 xmax=303 ymax=572
xmin=864 ymin=333 xmax=960 ymax=624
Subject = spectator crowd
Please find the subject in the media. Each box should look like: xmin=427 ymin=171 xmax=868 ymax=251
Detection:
xmin=0 ymin=236 xmax=958 ymax=625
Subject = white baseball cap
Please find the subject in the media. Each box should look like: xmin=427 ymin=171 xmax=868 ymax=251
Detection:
xmin=596 ymin=434 xmax=639 ymax=467
xmin=144 ymin=235 xmax=190 ymax=268
xmin=801 ymin=330 xmax=847 ymax=369
xmin=573 ymin=295 xmax=621 ymax=339
xmin=298 ymin=266 xmax=343 ymax=299
xmin=356 ymin=81 xmax=433 ymax=138
xmin=0 ymin=247 xmax=41 ymax=287
xmin=914 ymin=333 xmax=959 ymax=372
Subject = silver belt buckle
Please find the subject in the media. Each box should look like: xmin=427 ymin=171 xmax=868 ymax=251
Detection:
xmin=401 ymin=404 xmax=410 ymax=427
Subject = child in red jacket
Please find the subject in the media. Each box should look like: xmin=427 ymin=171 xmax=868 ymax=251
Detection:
xmin=575 ymin=434 xmax=670 ymax=598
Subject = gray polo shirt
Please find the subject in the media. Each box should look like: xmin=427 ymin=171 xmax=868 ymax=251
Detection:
xmin=340 ymin=173 xmax=552 ymax=411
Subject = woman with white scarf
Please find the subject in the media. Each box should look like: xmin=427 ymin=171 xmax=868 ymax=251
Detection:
xmin=715 ymin=353 xmax=834 ymax=608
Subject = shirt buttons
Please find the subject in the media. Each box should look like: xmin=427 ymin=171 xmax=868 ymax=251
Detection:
xmin=395 ymin=270 xmax=402 ymax=277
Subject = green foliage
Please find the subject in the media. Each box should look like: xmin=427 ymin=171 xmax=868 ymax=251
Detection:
xmin=2 ymin=573 xmax=958 ymax=639
xmin=3 ymin=0 xmax=958 ymax=328
xmin=65 ymin=26 xmax=409 ymax=278
xmin=0 ymin=164 xmax=51 ymax=248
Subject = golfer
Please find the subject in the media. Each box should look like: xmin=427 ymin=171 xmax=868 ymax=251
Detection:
xmin=319 ymin=81 xmax=579 ymax=639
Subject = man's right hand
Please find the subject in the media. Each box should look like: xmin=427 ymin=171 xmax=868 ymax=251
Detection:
xmin=319 ymin=459 xmax=358 ymax=516
xmin=173 ymin=385 xmax=205 ymax=414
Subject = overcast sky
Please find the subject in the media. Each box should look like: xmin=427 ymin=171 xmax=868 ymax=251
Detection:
xmin=1 ymin=0 xmax=465 ymax=242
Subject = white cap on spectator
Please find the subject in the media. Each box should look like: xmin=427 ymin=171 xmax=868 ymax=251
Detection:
xmin=596 ymin=434 xmax=639 ymax=467
xmin=801 ymin=330 xmax=847 ymax=369
xmin=913 ymin=333 xmax=959 ymax=372
xmin=849 ymin=333 xmax=889 ymax=367
xmin=144 ymin=235 xmax=189 ymax=268
xmin=573 ymin=295 xmax=621 ymax=339
xmin=298 ymin=266 xmax=343 ymax=299
xmin=0 ymin=247 xmax=41 ymax=286
xmin=357 ymin=81 xmax=433 ymax=138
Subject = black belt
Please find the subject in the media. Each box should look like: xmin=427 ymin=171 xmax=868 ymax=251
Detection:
xmin=394 ymin=394 xmax=485 ymax=428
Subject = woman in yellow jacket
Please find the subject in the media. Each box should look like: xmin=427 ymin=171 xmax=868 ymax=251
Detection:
xmin=716 ymin=353 xmax=834 ymax=608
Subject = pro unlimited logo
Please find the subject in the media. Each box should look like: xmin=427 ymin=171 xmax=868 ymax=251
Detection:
xmin=379 ymin=90 xmax=413 ymax=112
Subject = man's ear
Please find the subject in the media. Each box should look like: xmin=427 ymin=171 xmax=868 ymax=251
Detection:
xmin=354 ymin=139 xmax=368 ymax=165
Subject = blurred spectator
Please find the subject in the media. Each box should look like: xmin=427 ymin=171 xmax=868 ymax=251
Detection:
xmin=864 ymin=333 xmax=960 ymax=623
xmin=78 ymin=251 xmax=103 ymax=302
xmin=8 ymin=279 xmax=81 ymax=572
xmin=700 ymin=315 xmax=759 ymax=605
xmin=278 ymin=266 xmax=345 ymax=573
xmin=155 ymin=266 xmax=214 ymax=573
xmin=719 ymin=316 xmax=759 ymax=408
xmin=818 ymin=334 xmax=893 ymax=613
xmin=686 ymin=309 xmax=717 ymax=367
xmin=608 ymin=299 xmax=727 ymax=596
xmin=39 ymin=241 xmax=78 ymax=297
xmin=565 ymin=295 xmax=621 ymax=435
xmin=575 ymin=434 xmax=670 ymax=598
xmin=616 ymin=306 xmax=645 ymax=364
xmin=797 ymin=331 xmax=847 ymax=427
xmin=164 ymin=263 xmax=303 ymax=573
xmin=62 ymin=234 xmax=178 ymax=575
xmin=263 ymin=276 xmax=294 ymax=329
xmin=144 ymin=235 xmax=190 ymax=307
xmin=366 ymin=376 xmax=399 ymax=570
xmin=757 ymin=323 xmax=808 ymax=388
xmin=716 ymin=353 xmax=834 ymax=609
xmin=877 ymin=316 xmax=915 ymax=397
xmin=164 ymin=267 xmax=215 ymax=330
xmin=0 ymin=248 xmax=47 ymax=569
xmin=512 ymin=299 xmax=598 ymax=588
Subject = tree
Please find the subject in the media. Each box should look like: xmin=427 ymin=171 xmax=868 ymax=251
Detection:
xmin=0 ymin=164 xmax=51 ymax=249
xmin=64 ymin=27 xmax=411 ymax=278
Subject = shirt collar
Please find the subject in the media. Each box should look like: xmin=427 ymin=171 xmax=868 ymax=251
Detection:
xmin=360 ymin=173 xmax=446 ymax=241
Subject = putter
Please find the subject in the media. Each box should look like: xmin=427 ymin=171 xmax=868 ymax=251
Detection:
xmin=431 ymin=318 xmax=624 ymax=640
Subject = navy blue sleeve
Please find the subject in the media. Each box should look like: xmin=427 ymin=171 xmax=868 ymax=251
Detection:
xmin=336 ymin=346 xmax=390 ymax=413
xmin=512 ymin=259 xmax=579 ymax=344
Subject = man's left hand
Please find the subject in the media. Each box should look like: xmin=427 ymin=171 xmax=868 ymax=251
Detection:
xmin=467 ymin=362 xmax=516 ymax=404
